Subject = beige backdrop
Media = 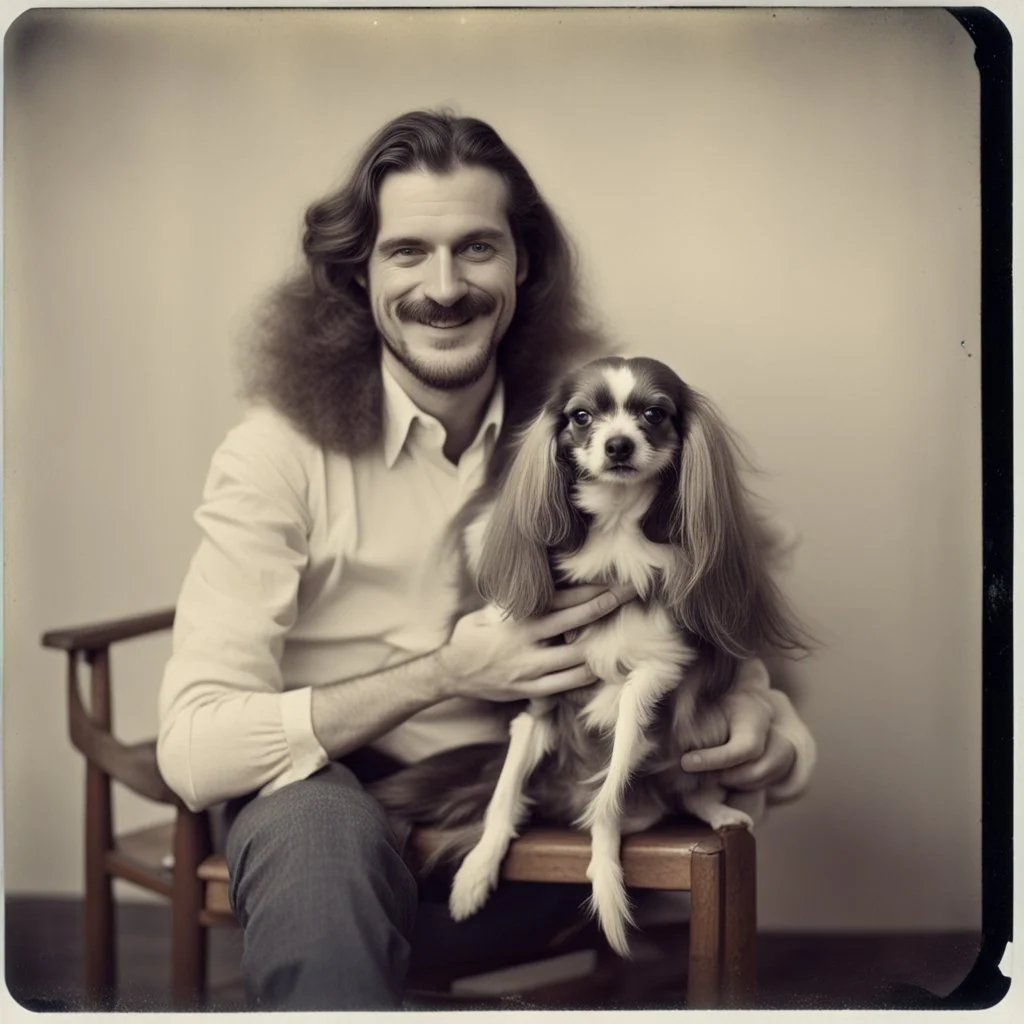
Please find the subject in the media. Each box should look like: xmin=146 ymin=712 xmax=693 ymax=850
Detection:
xmin=4 ymin=7 xmax=982 ymax=931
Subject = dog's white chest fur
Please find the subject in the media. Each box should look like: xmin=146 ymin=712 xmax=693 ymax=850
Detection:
xmin=556 ymin=482 xmax=695 ymax=725
xmin=556 ymin=481 xmax=679 ymax=597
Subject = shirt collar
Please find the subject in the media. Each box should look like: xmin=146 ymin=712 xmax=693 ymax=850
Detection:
xmin=381 ymin=360 xmax=505 ymax=470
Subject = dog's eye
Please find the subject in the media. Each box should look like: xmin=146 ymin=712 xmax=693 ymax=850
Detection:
xmin=570 ymin=409 xmax=592 ymax=427
xmin=643 ymin=407 xmax=667 ymax=425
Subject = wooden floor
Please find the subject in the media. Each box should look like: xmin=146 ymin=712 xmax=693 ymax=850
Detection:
xmin=5 ymin=897 xmax=984 ymax=1012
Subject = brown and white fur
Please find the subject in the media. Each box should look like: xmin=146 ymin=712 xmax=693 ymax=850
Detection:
xmin=372 ymin=356 xmax=808 ymax=956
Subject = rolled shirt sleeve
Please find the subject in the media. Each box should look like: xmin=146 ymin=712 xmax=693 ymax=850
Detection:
xmin=157 ymin=409 xmax=329 ymax=811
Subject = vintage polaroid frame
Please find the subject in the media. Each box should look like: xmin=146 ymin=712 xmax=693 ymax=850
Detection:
xmin=1 ymin=1 xmax=1014 ymax=1017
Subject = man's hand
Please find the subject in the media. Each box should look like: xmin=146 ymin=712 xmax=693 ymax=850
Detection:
xmin=438 ymin=585 xmax=634 ymax=702
xmin=680 ymin=687 xmax=797 ymax=790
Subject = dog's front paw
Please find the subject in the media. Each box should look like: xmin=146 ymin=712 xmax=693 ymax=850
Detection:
xmin=449 ymin=847 xmax=502 ymax=921
xmin=709 ymin=806 xmax=754 ymax=832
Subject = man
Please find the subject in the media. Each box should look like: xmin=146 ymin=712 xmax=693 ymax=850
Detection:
xmin=157 ymin=110 xmax=815 ymax=1009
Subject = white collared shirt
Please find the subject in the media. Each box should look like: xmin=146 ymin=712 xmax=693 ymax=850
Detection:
xmin=157 ymin=364 xmax=507 ymax=811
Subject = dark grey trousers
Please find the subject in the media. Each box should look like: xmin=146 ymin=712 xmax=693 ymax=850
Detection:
xmin=224 ymin=761 xmax=590 ymax=1010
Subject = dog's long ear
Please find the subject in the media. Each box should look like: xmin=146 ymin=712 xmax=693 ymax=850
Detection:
xmin=640 ymin=464 xmax=681 ymax=545
xmin=665 ymin=391 xmax=808 ymax=659
xmin=641 ymin=376 xmax=686 ymax=545
xmin=475 ymin=408 xmax=577 ymax=620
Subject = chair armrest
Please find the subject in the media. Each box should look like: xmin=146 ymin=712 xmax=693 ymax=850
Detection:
xmin=42 ymin=607 xmax=181 ymax=805
xmin=42 ymin=608 xmax=176 ymax=653
xmin=75 ymin=734 xmax=180 ymax=806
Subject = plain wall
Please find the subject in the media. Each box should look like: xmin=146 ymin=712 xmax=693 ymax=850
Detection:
xmin=4 ymin=7 xmax=982 ymax=931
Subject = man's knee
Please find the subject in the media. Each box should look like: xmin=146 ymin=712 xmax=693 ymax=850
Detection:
xmin=228 ymin=762 xmax=403 ymax=855
xmin=225 ymin=763 xmax=416 ymax=926
xmin=223 ymin=764 xmax=417 ymax=1009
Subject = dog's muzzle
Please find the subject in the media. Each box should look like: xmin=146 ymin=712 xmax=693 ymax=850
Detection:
xmin=604 ymin=436 xmax=636 ymax=465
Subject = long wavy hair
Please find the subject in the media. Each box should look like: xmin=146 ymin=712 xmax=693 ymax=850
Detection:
xmin=241 ymin=110 xmax=610 ymax=463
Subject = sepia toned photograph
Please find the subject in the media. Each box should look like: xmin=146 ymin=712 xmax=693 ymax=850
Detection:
xmin=3 ymin=4 xmax=1010 ymax=1015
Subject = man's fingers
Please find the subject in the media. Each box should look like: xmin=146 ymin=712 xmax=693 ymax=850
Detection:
xmin=718 ymin=729 xmax=796 ymax=789
xmin=546 ymin=584 xmax=638 ymax=613
xmin=530 ymin=642 xmax=592 ymax=674
xmin=526 ymin=664 xmax=598 ymax=697
xmin=681 ymin=720 xmax=770 ymax=773
xmin=681 ymin=742 xmax=748 ymax=774
xmin=530 ymin=586 xmax=634 ymax=641
xmin=546 ymin=585 xmax=608 ymax=611
xmin=681 ymin=689 xmax=774 ymax=773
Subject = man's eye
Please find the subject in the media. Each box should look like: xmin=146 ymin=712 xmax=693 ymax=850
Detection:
xmin=643 ymin=407 xmax=667 ymax=425
xmin=463 ymin=242 xmax=495 ymax=259
xmin=394 ymin=247 xmax=421 ymax=259
xmin=570 ymin=410 xmax=593 ymax=427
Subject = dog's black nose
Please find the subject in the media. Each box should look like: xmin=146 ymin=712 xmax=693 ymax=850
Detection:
xmin=605 ymin=436 xmax=635 ymax=463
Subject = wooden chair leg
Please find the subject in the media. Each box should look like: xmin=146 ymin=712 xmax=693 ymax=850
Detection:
xmin=84 ymin=761 xmax=116 ymax=1007
xmin=81 ymin=650 xmax=115 ymax=1008
xmin=687 ymin=836 xmax=724 ymax=1008
xmin=720 ymin=825 xmax=757 ymax=1006
xmin=171 ymin=810 xmax=211 ymax=1007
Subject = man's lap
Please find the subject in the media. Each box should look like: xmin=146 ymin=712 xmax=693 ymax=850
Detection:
xmin=223 ymin=757 xmax=590 ymax=975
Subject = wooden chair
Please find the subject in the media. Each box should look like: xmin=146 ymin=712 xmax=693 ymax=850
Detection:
xmin=42 ymin=609 xmax=758 ymax=1010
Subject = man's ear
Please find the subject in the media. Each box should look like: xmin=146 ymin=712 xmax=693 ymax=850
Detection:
xmin=515 ymin=246 xmax=529 ymax=286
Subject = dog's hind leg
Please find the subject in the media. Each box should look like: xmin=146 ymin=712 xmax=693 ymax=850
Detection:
xmin=682 ymin=783 xmax=756 ymax=831
xmin=579 ymin=664 xmax=676 ymax=958
xmin=449 ymin=699 xmax=555 ymax=921
xmin=584 ymin=812 xmax=633 ymax=957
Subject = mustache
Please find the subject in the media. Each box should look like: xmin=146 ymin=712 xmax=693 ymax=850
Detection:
xmin=396 ymin=294 xmax=497 ymax=325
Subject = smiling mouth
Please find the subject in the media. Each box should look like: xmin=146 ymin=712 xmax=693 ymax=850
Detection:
xmin=421 ymin=318 xmax=472 ymax=330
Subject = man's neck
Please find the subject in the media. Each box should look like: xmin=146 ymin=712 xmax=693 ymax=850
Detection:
xmin=383 ymin=351 xmax=498 ymax=464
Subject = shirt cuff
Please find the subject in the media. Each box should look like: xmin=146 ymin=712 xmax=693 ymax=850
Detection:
xmin=260 ymin=687 xmax=330 ymax=798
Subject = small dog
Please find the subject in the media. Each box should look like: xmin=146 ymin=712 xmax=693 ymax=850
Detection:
xmin=372 ymin=355 xmax=808 ymax=956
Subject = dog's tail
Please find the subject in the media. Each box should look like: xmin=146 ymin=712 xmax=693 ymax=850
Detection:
xmin=368 ymin=742 xmax=508 ymax=871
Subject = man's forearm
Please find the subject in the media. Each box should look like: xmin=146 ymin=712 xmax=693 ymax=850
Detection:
xmin=157 ymin=652 xmax=456 ymax=812
xmin=310 ymin=650 xmax=455 ymax=759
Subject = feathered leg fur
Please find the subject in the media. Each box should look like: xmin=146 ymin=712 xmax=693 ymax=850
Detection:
xmin=578 ymin=660 xmax=680 ymax=956
xmin=580 ymin=662 xmax=678 ymax=829
xmin=449 ymin=698 xmax=556 ymax=920
xmin=585 ymin=813 xmax=633 ymax=957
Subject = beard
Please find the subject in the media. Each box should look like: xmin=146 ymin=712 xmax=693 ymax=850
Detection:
xmin=381 ymin=293 xmax=504 ymax=391
xmin=382 ymin=330 xmax=500 ymax=391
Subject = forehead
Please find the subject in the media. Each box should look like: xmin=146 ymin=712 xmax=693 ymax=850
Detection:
xmin=375 ymin=165 xmax=513 ymax=244
xmin=563 ymin=361 xmax=681 ymax=414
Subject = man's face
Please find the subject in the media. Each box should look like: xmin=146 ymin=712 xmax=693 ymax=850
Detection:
xmin=365 ymin=164 xmax=527 ymax=391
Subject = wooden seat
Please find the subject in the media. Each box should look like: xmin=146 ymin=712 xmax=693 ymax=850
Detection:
xmin=43 ymin=608 xmax=757 ymax=1009
xmin=105 ymin=821 xmax=235 ymax=923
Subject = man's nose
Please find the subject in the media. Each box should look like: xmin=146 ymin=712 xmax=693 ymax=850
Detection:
xmin=421 ymin=251 xmax=468 ymax=306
